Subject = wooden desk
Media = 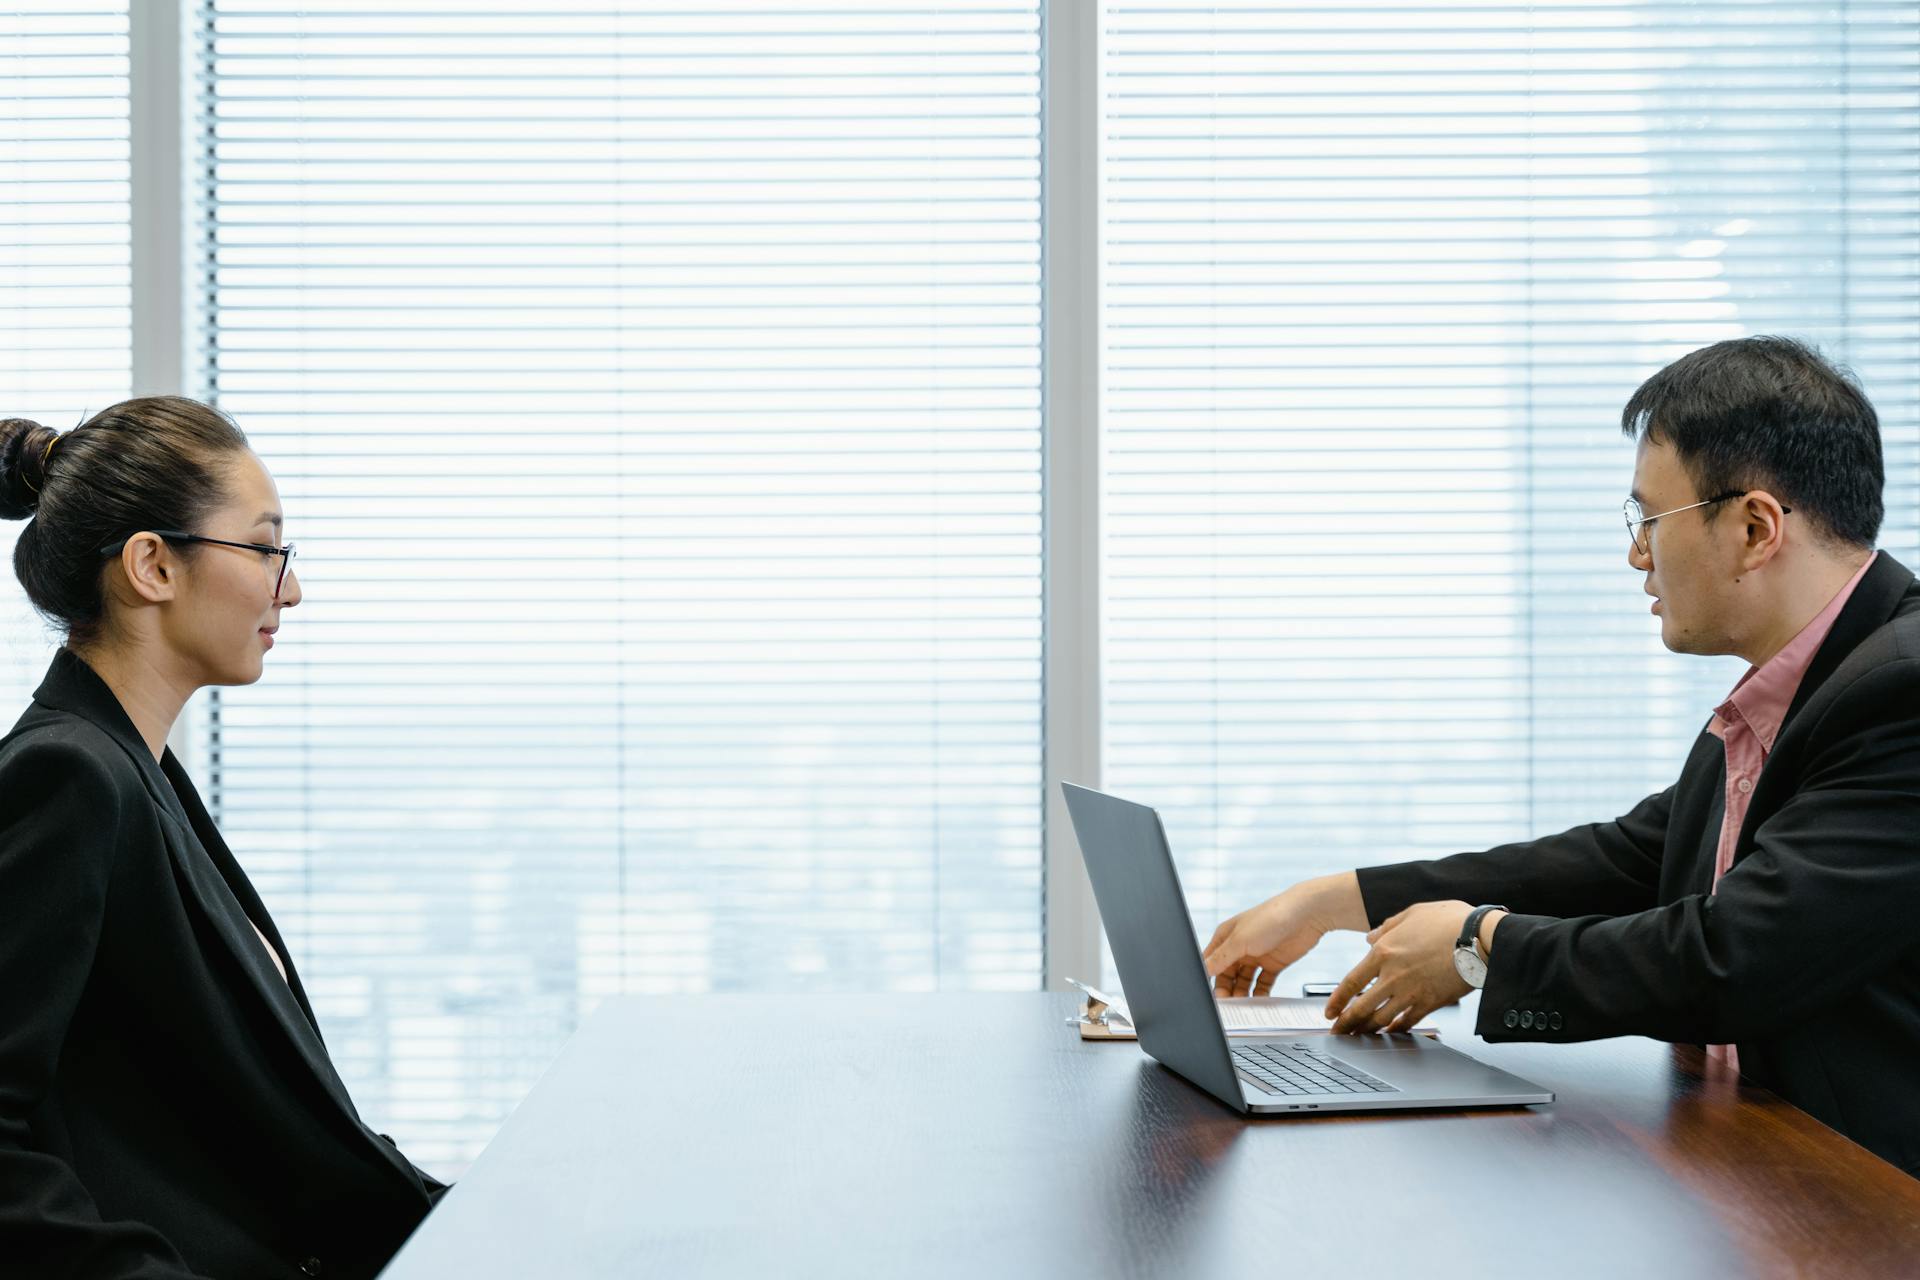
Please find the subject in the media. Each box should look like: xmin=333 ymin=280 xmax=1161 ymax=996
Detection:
xmin=379 ymin=993 xmax=1920 ymax=1279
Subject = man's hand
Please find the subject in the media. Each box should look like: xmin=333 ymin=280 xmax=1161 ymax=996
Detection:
xmin=1325 ymin=900 xmax=1477 ymax=1034
xmin=1203 ymin=872 xmax=1367 ymax=997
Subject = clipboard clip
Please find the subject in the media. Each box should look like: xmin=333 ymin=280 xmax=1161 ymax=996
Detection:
xmin=1064 ymin=976 xmax=1133 ymax=1029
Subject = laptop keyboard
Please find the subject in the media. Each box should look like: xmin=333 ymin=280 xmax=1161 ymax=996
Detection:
xmin=1232 ymin=1040 xmax=1400 ymax=1097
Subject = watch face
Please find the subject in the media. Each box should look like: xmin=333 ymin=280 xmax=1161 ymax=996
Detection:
xmin=1453 ymin=944 xmax=1488 ymax=989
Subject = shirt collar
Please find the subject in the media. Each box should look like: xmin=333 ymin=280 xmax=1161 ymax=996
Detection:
xmin=1710 ymin=551 xmax=1879 ymax=751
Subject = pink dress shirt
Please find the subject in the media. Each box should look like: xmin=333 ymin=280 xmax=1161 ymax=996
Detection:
xmin=1702 ymin=551 xmax=1877 ymax=1070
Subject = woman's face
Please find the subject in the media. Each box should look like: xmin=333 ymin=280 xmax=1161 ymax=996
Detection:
xmin=163 ymin=450 xmax=302 ymax=686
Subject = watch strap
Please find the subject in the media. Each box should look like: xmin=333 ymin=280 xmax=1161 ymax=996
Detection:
xmin=1457 ymin=904 xmax=1508 ymax=957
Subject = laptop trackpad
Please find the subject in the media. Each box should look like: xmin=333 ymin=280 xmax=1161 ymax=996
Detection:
xmin=1322 ymin=1033 xmax=1428 ymax=1052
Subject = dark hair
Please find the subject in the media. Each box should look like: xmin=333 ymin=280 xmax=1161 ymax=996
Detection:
xmin=0 ymin=396 xmax=251 ymax=647
xmin=1621 ymin=336 xmax=1883 ymax=549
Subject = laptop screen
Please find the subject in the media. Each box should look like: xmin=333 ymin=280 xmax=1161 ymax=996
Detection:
xmin=1061 ymin=783 xmax=1247 ymax=1109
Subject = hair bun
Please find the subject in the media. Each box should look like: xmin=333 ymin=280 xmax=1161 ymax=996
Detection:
xmin=0 ymin=417 xmax=59 ymax=520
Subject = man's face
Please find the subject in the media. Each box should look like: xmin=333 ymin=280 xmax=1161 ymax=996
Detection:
xmin=1629 ymin=436 xmax=1742 ymax=655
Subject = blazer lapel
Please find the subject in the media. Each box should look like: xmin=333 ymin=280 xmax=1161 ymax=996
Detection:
xmin=151 ymin=796 xmax=363 ymax=1111
xmin=153 ymin=756 xmax=426 ymax=1189
xmin=1731 ymin=551 xmax=1918 ymax=859
xmin=159 ymin=751 xmax=324 ymax=1028
xmin=1778 ymin=551 xmax=1916 ymax=735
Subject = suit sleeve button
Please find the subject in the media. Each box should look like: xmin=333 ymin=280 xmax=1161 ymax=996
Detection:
xmin=1520 ymin=1011 xmax=1534 ymax=1029
xmin=301 ymin=1258 xmax=322 ymax=1277
xmin=1549 ymin=1012 xmax=1563 ymax=1031
xmin=1504 ymin=1009 xmax=1519 ymax=1029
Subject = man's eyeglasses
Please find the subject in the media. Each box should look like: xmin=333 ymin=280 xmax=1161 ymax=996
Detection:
xmin=1622 ymin=491 xmax=1789 ymax=556
xmin=99 ymin=529 xmax=297 ymax=598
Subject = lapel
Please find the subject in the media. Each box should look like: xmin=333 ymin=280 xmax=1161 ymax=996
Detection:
xmin=1778 ymin=551 xmax=1916 ymax=736
xmin=31 ymin=648 xmax=422 ymax=1188
xmin=1730 ymin=551 xmax=1919 ymax=857
xmin=156 ymin=749 xmax=320 ymax=1024
xmin=155 ymin=754 xmax=359 ymax=1106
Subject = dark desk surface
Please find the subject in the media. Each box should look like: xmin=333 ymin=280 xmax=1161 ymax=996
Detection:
xmin=379 ymin=993 xmax=1920 ymax=1279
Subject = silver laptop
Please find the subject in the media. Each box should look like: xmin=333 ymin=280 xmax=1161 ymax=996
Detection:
xmin=1063 ymin=783 xmax=1553 ymax=1115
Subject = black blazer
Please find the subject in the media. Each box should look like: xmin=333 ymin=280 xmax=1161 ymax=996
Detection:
xmin=1359 ymin=551 xmax=1920 ymax=1174
xmin=0 ymin=648 xmax=444 ymax=1279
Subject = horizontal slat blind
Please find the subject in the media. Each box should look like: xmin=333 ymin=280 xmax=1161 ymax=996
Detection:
xmin=199 ymin=0 xmax=1043 ymax=1173
xmin=1101 ymin=0 xmax=1920 ymax=983
xmin=0 ymin=3 xmax=131 ymax=707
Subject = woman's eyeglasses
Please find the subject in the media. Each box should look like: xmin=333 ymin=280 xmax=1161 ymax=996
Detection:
xmin=99 ymin=530 xmax=297 ymax=598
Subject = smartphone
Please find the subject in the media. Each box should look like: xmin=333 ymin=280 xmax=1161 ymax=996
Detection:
xmin=1300 ymin=982 xmax=1338 ymax=998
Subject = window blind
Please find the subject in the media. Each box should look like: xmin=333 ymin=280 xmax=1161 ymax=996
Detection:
xmin=0 ymin=2 xmax=131 ymax=706
xmin=1100 ymin=0 xmax=1920 ymax=983
xmin=198 ymin=0 xmax=1043 ymax=1173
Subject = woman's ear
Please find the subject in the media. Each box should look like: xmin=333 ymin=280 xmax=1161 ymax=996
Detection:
xmin=115 ymin=532 xmax=180 ymax=606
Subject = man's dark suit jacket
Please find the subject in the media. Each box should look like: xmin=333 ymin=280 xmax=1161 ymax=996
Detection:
xmin=1359 ymin=550 xmax=1920 ymax=1174
xmin=0 ymin=648 xmax=444 ymax=1278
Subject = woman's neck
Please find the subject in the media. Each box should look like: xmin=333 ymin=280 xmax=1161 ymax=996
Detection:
xmin=68 ymin=641 xmax=192 ymax=762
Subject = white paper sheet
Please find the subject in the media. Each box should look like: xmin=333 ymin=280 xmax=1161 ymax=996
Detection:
xmin=1215 ymin=996 xmax=1334 ymax=1033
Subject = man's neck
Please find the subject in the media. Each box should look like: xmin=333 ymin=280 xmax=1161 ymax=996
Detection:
xmin=69 ymin=641 xmax=191 ymax=762
xmin=1736 ymin=548 xmax=1874 ymax=669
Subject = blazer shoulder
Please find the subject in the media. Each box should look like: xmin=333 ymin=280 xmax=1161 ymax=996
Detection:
xmin=0 ymin=707 xmax=150 ymax=813
xmin=1891 ymin=600 xmax=1920 ymax=660
xmin=1835 ymin=605 xmax=1920 ymax=675
xmin=1797 ymin=625 xmax=1920 ymax=739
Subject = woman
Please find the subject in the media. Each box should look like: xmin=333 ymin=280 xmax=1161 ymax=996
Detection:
xmin=0 ymin=398 xmax=443 ymax=1278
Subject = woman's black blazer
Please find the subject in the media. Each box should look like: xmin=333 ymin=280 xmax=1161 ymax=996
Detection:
xmin=0 ymin=648 xmax=443 ymax=1279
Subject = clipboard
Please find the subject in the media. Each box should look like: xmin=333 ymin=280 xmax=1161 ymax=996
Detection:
xmin=1072 ymin=989 xmax=1140 ymax=1040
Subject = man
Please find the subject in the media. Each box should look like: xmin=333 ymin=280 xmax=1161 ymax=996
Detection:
xmin=1202 ymin=336 xmax=1920 ymax=1175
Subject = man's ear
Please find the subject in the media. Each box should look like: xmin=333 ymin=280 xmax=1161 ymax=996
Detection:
xmin=116 ymin=532 xmax=180 ymax=605
xmin=1738 ymin=491 xmax=1790 ymax=571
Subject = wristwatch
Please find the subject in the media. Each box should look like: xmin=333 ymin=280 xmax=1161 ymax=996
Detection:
xmin=1452 ymin=904 xmax=1507 ymax=989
